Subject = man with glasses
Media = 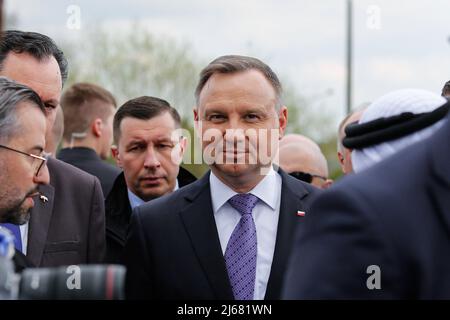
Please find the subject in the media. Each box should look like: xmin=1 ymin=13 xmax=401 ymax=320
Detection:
xmin=0 ymin=30 xmax=105 ymax=267
xmin=0 ymin=77 xmax=49 ymax=271
xmin=278 ymin=134 xmax=332 ymax=189
xmin=283 ymin=94 xmax=450 ymax=299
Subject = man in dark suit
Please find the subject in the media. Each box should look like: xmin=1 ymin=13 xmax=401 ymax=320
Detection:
xmin=57 ymin=82 xmax=121 ymax=197
xmin=124 ymin=55 xmax=318 ymax=300
xmin=0 ymin=30 xmax=106 ymax=267
xmin=105 ymin=96 xmax=196 ymax=263
xmin=283 ymin=102 xmax=450 ymax=299
xmin=0 ymin=77 xmax=49 ymax=272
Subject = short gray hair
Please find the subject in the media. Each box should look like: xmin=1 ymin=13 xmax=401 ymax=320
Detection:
xmin=0 ymin=76 xmax=45 ymax=144
xmin=195 ymin=55 xmax=283 ymax=109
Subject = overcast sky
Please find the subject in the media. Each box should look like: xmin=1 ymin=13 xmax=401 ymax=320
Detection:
xmin=5 ymin=0 xmax=450 ymax=136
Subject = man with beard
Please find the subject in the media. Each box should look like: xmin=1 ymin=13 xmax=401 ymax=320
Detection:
xmin=0 ymin=30 xmax=105 ymax=267
xmin=0 ymin=77 xmax=49 ymax=272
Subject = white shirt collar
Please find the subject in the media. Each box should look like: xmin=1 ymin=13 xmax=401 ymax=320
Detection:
xmin=127 ymin=179 xmax=179 ymax=210
xmin=127 ymin=189 xmax=145 ymax=210
xmin=209 ymin=166 xmax=278 ymax=214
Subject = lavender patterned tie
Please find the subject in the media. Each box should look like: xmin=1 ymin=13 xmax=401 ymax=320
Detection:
xmin=224 ymin=193 xmax=259 ymax=300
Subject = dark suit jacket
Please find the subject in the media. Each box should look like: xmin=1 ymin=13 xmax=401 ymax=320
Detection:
xmin=283 ymin=112 xmax=450 ymax=299
xmin=27 ymin=157 xmax=106 ymax=267
xmin=105 ymin=167 xmax=196 ymax=264
xmin=57 ymin=147 xmax=121 ymax=197
xmin=124 ymin=169 xmax=318 ymax=300
xmin=13 ymin=249 xmax=34 ymax=273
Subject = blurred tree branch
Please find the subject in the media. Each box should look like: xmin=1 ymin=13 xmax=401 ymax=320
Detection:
xmin=60 ymin=23 xmax=338 ymax=177
xmin=0 ymin=0 xmax=3 ymax=34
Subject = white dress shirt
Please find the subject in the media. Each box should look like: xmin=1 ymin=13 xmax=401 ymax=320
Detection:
xmin=210 ymin=167 xmax=282 ymax=300
xmin=19 ymin=223 xmax=28 ymax=255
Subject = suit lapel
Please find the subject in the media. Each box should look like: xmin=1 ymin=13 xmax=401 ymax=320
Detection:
xmin=178 ymin=172 xmax=234 ymax=300
xmin=13 ymin=248 xmax=34 ymax=272
xmin=265 ymin=170 xmax=311 ymax=300
xmin=27 ymin=183 xmax=55 ymax=267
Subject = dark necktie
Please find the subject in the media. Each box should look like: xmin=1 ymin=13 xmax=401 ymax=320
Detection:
xmin=224 ymin=193 xmax=258 ymax=300
xmin=0 ymin=223 xmax=22 ymax=252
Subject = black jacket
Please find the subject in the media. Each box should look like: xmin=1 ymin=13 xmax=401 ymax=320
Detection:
xmin=104 ymin=167 xmax=196 ymax=264
xmin=12 ymin=249 xmax=34 ymax=273
xmin=27 ymin=157 xmax=105 ymax=267
xmin=283 ymin=110 xmax=450 ymax=299
xmin=57 ymin=147 xmax=121 ymax=197
xmin=124 ymin=169 xmax=319 ymax=300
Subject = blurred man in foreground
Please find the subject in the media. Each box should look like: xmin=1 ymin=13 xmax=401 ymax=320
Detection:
xmin=283 ymin=92 xmax=450 ymax=299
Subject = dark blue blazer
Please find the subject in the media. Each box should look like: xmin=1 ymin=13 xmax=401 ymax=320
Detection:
xmin=283 ymin=113 xmax=450 ymax=299
xmin=124 ymin=169 xmax=318 ymax=300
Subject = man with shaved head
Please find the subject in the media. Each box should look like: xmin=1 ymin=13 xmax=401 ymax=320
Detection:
xmin=278 ymin=134 xmax=332 ymax=189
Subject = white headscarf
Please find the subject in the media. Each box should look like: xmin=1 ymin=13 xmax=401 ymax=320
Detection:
xmin=352 ymin=89 xmax=447 ymax=173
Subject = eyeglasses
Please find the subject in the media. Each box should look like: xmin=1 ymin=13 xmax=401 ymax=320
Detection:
xmin=289 ymin=171 xmax=327 ymax=184
xmin=0 ymin=144 xmax=47 ymax=177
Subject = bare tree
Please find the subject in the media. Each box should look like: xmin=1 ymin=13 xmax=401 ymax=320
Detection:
xmin=59 ymin=24 xmax=337 ymax=177
xmin=61 ymin=24 xmax=202 ymax=121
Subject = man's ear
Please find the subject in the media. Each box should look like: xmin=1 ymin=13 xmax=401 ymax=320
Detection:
xmin=193 ymin=107 xmax=205 ymax=142
xmin=322 ymin=179 xmax=334 ymax=189
xmin=92 ymin=118 xmax=103 ymax=137
xmin=278 ymin=106 xmax=288 ymax=139
xmin=193 ymin=107 xmax=199 ymax=122
xmin=111 ymin=145 xmax=122 ymax=168
xmin=179 ymin=136 xmax=187 ymax=156
xmin=171 ymin=136 xmax=187 ymax=165
xmin=337 ymin=151 xmax=345 ymax=166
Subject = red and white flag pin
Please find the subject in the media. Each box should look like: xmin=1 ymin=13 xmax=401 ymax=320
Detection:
xmin=297 ymin=210 xmax=306 ymax=217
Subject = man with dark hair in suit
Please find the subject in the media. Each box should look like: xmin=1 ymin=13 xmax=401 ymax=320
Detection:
xmin=0 ymin=77 xmax=49 ymax=272
xmin=57 ymin=82 xmax=121 ymax=197
xmin=105 ymin=96 xmax=196 ymax=263
xmin=124 ymin=55 xmax=318 ymax=300
xmin=0 ymin=30 xmax=105 ymax=267
xmin=283 ymin=98 xmax=450 ymax=299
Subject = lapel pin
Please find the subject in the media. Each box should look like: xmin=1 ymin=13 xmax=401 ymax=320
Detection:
xmin=40 ymin=195 xmax=49 ymax=203
xmin=297 ymin=210 xmax=306 ymax=217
